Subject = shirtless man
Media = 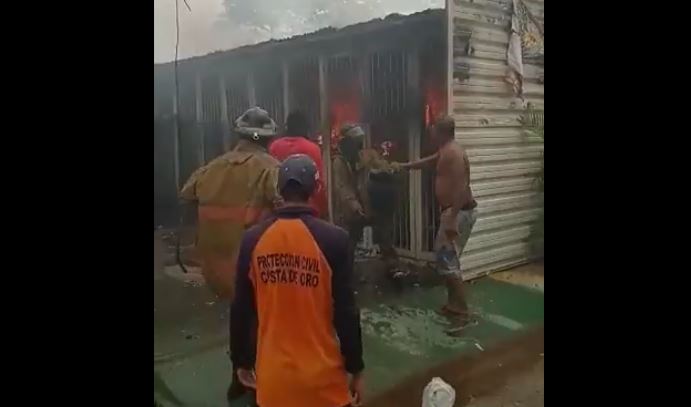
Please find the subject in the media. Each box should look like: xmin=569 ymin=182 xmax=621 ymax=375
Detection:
xmin=402 ymin=116 xmax=477 ymax=324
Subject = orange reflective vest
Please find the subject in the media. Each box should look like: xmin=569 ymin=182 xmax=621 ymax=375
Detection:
xmin=231 ymin=206 xmax=364 ymax=407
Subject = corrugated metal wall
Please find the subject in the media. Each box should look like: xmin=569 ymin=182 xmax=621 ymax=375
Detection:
xmin=364 ymin=50 xmax=414 ymax=253
xmin=288 ymin=57 xmax=321 ymax=137
xmin=448 ymin=0 xmax=544 ymax=278
xmin=255 ymin=65 xmax=285 ymax=128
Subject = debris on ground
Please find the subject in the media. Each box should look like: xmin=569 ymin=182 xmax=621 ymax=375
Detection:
xmin=180 ymin=329 xmax=200 ymax=341
xmin=389 ymin=266 xmax=411 ymax=280
xmin=184 ymin=280 xmax=202 ymax=288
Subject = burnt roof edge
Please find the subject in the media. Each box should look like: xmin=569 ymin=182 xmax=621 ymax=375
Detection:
xmin=154 ymin=8 xmax=443 ymax=70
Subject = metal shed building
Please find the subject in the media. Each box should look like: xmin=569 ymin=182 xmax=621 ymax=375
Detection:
xmin=154 ymin=1 xmax=544 ymax=278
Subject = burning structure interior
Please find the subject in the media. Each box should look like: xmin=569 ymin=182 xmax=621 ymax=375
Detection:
xmin=155 ymin=2 xmax=545 ymax=277
xmin=155 ymin=9 xmax=446 ymax=257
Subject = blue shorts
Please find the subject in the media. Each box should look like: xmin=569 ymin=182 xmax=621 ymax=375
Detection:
xmin=435 ymin=208 xmax=477 ymax=277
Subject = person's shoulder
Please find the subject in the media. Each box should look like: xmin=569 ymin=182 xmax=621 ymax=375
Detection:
xmin=302 ymin=216 xmax=349 ymax=243
xmin=183 ymin=154 xmax=228 ymax=185
xmin=251 ymin=150 xmax=280 ymax=167
xmin=451 ymin=140 xmax=465 ymax=151
xmin=202 ymin=152 xmax=233 ymax=169
xmin=441 ymin=141 xmax=464 ymax=157
xmin=453 ymin=142 xmax=469 ymax=160
xmin=299 ymin=138 xmax=321 ymax=155
xmin=436 ymin=143 xmax=450 ymax=158
xmin=244 ymin=215 xmax=277 ymax=242
xmin=268 ymin=139 xmax=281 ymax=154
xmin=271 ymin=136 xmax=292 ymax=145
xmin=303 ymin=137 xmax=320 ymax=148
xmin=317 ymin=217 xmax=348 ymax=236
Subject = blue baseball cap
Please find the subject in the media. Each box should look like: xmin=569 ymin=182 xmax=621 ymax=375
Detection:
xmin=278 ymin=154 xmax=318 ymax=196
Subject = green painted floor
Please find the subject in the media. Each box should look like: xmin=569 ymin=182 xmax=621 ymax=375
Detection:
xmin=154 ymin=273 xmax=544 ymax=407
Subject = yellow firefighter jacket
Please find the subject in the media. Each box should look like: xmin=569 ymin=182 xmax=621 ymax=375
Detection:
xmin=180 ymin=139 xmax=281 ymax=300
xmin=331 ymin=148 xmax=398 ymax=228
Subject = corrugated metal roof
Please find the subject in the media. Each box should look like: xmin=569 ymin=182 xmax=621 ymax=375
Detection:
xmin=449 ymin=0 xmax=544 ymax=278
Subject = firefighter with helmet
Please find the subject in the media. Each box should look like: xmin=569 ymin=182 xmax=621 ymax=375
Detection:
xmin=179 ymin=106 xmax=282 ymax=400
xmin=179 ymin=106 xmax=282 ymax=300
xmin=332 ymin=123 xmax=403 ymax=277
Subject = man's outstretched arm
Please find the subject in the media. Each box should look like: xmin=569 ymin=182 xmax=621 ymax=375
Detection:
xmin=401 ymin=152 xmax=439 ymax=170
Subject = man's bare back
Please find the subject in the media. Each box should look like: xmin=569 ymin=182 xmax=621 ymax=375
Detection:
xmin=402 ymin=116 xmax=478 ymax=322
xmin=436 ymin=140 xmax=476 ymax=210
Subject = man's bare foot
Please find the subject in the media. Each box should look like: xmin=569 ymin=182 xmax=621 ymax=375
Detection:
xmin=436 ymin=304 xmax=469 ymax=318
xmin=445 ymin=318 xmax=479 ymax=336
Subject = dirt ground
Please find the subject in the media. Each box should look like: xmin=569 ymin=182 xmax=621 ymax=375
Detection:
xmin=367 ymin=327 xmax=544 ymax=407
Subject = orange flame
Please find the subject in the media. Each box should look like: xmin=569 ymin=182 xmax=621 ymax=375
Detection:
xmin=329 ymin=90 xmax=361 ymax=153
xmin=424 ymin=87 xmax=447 ymax=128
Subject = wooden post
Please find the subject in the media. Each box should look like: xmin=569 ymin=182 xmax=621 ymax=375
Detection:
xmin=407 ymin=48 xmax=423 ymax=258
xmin=318 ymin=56 xmax=332 ymax=222
xmin=195 ymin=74 xmax=205 ymax=164
xmin=282 ymin=61 xmax=290 ymax=122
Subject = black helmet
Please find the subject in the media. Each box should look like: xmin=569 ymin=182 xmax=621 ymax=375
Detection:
xmin=340 ymin=123 xmax=365 ymax=140
xmin=277 ymin=154 xmax=318 ymax=197
xmin=235 ymin=106 xmax=277 ymax=139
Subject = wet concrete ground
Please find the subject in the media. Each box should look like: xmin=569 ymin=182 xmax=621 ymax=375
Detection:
xmin=154 ymin=233 xmax=544 ymax=406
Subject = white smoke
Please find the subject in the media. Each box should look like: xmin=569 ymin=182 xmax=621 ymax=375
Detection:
xmin=154 ymin=0 xmax=443 ymax=63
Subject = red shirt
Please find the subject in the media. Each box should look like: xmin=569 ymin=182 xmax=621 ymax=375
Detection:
xmin=269 ymin=136 xmax=328 ymax=217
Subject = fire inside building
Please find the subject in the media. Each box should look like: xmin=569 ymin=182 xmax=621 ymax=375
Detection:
xmin=154 ymin=3 xmax=544 ymax=278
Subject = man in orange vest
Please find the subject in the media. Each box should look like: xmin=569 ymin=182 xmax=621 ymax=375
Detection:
xmin=231 ymin=154 xmax=365 ymax=407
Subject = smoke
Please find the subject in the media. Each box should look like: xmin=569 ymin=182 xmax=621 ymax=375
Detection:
xmin=154 ymin=0 xmax=443 ymax=63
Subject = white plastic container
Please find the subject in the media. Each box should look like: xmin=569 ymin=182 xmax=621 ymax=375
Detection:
xmin=422 ymin=377 xmax=456 ymax=407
